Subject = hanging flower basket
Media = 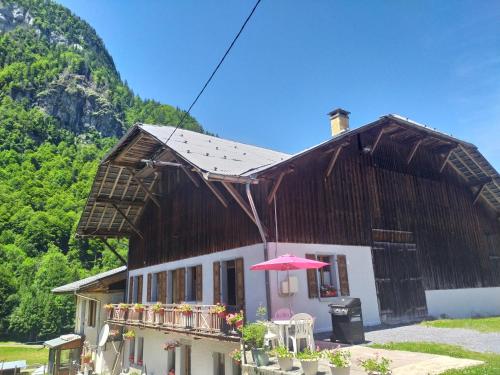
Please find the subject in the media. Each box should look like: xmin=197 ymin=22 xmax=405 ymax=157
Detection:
xmin=163 ymin=340 xmax=180 ymax=351
xmin=123 ymin=330 xmax=135 ymax=341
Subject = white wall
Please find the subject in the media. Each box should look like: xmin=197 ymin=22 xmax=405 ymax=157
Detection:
xmin=128 ymin=329 xmax=239 ymax=375
xmin=267 ymin=242 xmax=381 ymax=331
xmin=74 ymin=291 xmax=125 ymax=374
xmin=426 ymin=287 xmax=500 ymax=319
xmin=128 ymin=243 xmax=268 ymax=321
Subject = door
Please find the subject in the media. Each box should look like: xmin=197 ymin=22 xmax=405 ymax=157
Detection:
xmin=372 ymin=230 xmax=427 ymax=324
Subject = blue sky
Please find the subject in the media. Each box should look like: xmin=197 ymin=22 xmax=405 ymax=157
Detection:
xmin=57 ymin=0 xmax=500 ymax=168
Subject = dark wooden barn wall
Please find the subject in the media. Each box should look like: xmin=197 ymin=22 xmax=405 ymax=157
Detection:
xmin=128 ymin=133 xmax=500 ymax=292
xmin=262 ymin=137 xmax=500 ymax=290
xmin=128 ymin=168 xmax=261 ymax=270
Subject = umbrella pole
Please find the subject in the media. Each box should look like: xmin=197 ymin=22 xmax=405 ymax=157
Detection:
xmin=287 ymin=268 xmax=292 ymax=314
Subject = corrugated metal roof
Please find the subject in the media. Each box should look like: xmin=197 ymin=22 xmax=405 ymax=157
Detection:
xmin=44 ymin=334 xmax=81 ymax=348
xmin=140 ymin=124 xmax=291 ymax=176
xmin=51 ymin=266 xmax=126 ymax=293
xmin=0 ymin=361 xmax=27 ymax=370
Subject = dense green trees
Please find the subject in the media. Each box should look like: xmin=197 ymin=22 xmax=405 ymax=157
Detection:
xmin=0 ymin=0 xmax=206 ymax=340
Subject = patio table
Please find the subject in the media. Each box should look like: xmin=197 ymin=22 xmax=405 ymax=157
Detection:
xmin=272 ymin=319 xmax=291 ymax=347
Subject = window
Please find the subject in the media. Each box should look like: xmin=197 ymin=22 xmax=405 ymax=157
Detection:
xmin=213 ymin=352 xmax=225 ymax=375
xmin=170 ymin=268 xmax=185 ymax=303
xmin=128 ymin=337 xmax=135 ymax=364
xmin=186 ymin=266 xmax=202 ymax=302
xmin=136 ymin=337 xmax=144 ymax=366
xmin=306 ymin=254 xmax=350 ymax=298
xmin=214 ymin=258 xmax=244 ymax=308
xmin=88 ymin=300 xmax=97 ymax=327
xmin=183 ymin=345 xmax=191 ymax=375
xmin=130 ymin=275 xmax=143 ymax=303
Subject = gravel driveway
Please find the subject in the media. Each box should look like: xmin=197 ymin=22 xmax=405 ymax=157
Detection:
xmin=365 ymin=324 xmax=500 ymax=354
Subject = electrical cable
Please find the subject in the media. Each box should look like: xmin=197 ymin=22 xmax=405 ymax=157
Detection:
xmin=164 ymin=0 xmax=263 ymax=144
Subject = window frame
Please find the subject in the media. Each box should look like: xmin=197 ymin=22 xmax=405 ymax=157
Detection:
xmin=88 ymin=300 xmax=97 ymax=327
xmin=306 ymin=253 xmax=350 ymax=299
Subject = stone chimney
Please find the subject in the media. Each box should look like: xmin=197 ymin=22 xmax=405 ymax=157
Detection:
xmin=328 ymin=108 xmax=350 ymax=136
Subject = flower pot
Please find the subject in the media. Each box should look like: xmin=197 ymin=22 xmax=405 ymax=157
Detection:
xmin=251 ymin=348 xmax=269 ymax=367
xmin=217 ymin=311 xmax=226 ymax=319
xmin=300 ymin=359 xmax=319 ymax=375
xmin=277 ymin=357 xmax=293 ymax=371
xmin=330 ymin=366 xmax=350 ymax=375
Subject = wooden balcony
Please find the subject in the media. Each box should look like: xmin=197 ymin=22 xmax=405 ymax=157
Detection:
xmin=106 ymin=303 xmax=241 ymax=342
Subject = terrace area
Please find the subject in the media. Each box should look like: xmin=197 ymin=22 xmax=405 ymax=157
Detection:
xmin=105 ymin=303 xmax=241 ymax=341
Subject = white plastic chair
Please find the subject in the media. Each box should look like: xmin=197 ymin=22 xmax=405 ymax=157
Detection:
xmin=264 ymin=322 xmax=282 ymax=348
xmin=287 ymin=313 xmax=314 ymax=353
xmin=274 ymin=308 xmax=294 ymax=320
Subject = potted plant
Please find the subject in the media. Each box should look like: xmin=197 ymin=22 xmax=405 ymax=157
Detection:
xmin=210 ymin=303 xmax=227 ymax=318
xmin=123 ymin=330 xmax=135 ymax=341
xmin=359 ymin=355 xmax=392 ymax=375
xmin=104 ymin=304 xmax=114 ymax=319
xmin=177 ymin=303 xmax=193 ymax=316
xmin=229 ymin=348 xmax=242 ymax=366
xmin=297 ymin=349 xmax=321 ymax=375
xmin=163 ymin=340 xmax=180 ymax=351
xmin=241 ymin=322 xmax=269 ymax=366
xmin=82 ymin=353 xmax=92 ymax=365
xmin=323 ymin=347 xmax=351 ymax=375
xmin=117 ymin=303 xmax=128 ymax=320
xmin=133 ymin=303 xmax=145 ymax=312
xmin=152 ymin=302 xmax=164 ymax=324
xmin=271 ymin=346 xmax=294 ymax=371
xmin=226 ymin=311 xmax=244 ymax=333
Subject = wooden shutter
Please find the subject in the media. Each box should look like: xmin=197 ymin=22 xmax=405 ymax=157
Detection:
xmin=213 ymin=262 xmax=221 ymax=304
xmin=178 ymin=268 xmax=185 ymax=303
xmin=137 ymin=275 xmax=143 ymax=303
xmin=337 ymin=255 xmax=350 ymax=296
xmin=128 ymin=276 xmax=134 ymax=303
xmin=305 ymin=254 xmax=319 ymax=298
xmin=157 ymin=271 xmax=167 ymax=303
xmin=235 ymin=258 xmax=245 ymax=309
xmin=195 ymin=265 xmax=203 ymax=302
xmin=147 ymin=273 xmax=152 ymax=302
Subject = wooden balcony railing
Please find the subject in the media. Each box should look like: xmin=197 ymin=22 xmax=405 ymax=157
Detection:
xmin=106 ymin=303 xmax=240 ymax=341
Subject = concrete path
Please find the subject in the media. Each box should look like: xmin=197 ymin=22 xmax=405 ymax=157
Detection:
xmin=365 ymin=324 xmax=500 ymax=354
xmin=242 ymin=346 xmax=482 ymax=374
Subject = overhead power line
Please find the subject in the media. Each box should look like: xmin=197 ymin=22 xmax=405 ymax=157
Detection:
xmin=165 ymin=0 xmax=263 ymax=144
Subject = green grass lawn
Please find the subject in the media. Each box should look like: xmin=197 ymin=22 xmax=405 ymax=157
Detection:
xmin=0 ymin=342 xmax=48 ymax=366
xmin=371 ymin=342 xmax=500 ymax=374
xmin=421 ymin=316 xmax=500 ymax=333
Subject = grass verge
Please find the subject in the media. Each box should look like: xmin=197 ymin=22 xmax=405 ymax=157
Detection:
xmin=371 ymin=342 xmax=500 ymax=374
xmin=0 ymin=342 xmax=48 ymax=365
xmin=421 ymin=316 xmax=500 ymax=333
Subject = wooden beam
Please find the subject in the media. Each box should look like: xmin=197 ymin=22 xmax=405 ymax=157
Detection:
xmin=202 ymin=180 xmax=228 ymax=208
xmin=472 ymin=184 xmax=487 ymax=206
xmin=127 ymin=168 xmax=161 ymax=208
xmin=325 ymin=146 xmax=343 ymax=179
xmin=111 ymin=203 xmax=144 ymax=239
xmin=440 ymin=147 xmax=455 ymax=173
xmin=267 ymin=171 xmax=286 ymax=204
xmin=96 ymin=196 xmax=145 ymax=207
xmin=181 ymin=166 xmax=200 ymax=188
xmin=222 ymin=182 xmax=257 ymax=225
xmin=370 ymin=128 xmax=386 ymax=155
xmin=114 ymin=133 xmax=144 ymax=163
xmin=406 ymin=138 xmax=424 ymax=165
xmin=101 ymin=238 xmax=127 ymax=265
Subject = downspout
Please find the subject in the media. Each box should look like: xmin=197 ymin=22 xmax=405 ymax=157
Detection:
xmin=245 ymin=183 xmax=272 ymax=320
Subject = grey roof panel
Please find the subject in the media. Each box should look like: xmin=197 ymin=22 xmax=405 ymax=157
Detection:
xmin=140 ymin=124 xmax=291 ymax=176
xmin=51 ymin=266 xmax=127 ymax=293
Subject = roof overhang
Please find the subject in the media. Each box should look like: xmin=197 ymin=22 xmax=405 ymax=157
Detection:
xmin=52 ymin=266 xmax=127 ymax=294
xmin=44 ymin=334 xmax=82 ymax=349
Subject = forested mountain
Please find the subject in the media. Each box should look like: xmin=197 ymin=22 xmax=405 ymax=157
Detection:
xmin=0 ymin=0 xmax=205 ymax=340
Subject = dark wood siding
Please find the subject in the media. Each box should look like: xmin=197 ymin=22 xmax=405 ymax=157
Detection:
xmin=128 ymin=132 xmax=500 ymax=294
xmin=129 ymin=168 xmax=261 ymax=269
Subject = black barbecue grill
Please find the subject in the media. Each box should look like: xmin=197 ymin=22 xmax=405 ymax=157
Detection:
xmin=328 ymin=297 xmax=365 ymax=344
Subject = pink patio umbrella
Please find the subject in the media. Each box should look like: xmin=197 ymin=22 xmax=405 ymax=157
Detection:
xmin=250 ymin=254 xmax=329 ymax=314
